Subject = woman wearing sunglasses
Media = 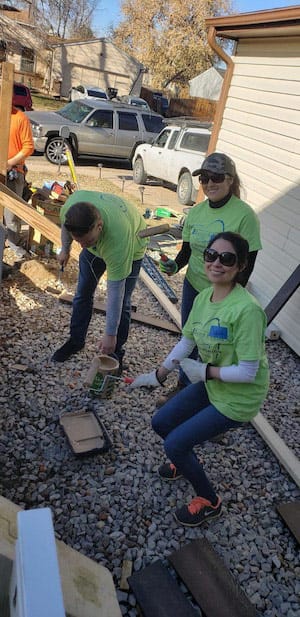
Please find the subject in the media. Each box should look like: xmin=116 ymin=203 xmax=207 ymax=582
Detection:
xmin=159 ymin=152 xmax=262 ymax=387
xmin=130 ymin=231 xmax=269 ymax=527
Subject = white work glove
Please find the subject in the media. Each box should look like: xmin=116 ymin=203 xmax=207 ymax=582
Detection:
xmin=129 ymin=370 xmax=162 ymax=390
xmin=179 ymin=359 xmax=208 ymax=383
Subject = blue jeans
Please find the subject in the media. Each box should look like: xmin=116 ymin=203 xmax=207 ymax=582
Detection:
xmin=179 ymin=277 xmax=199 ymax=385
xmin=152 ymin=382 xmax=243 ymax=502
xmin=70 ymin=249 xmax=142 ymax=360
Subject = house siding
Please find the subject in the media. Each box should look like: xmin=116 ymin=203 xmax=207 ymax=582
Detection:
xmin=215 ymin=36 xmax=300 ymax=354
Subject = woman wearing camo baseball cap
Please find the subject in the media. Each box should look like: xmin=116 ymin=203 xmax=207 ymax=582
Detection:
xmin=159 ymin=152 xmax=262 ymax=390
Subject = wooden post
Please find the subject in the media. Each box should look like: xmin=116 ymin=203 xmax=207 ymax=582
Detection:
xmin=0 ymin=61 xmax=14 ymax=219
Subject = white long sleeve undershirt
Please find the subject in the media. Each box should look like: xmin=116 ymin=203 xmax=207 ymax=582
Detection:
xmin=162 ymin=337 xmax=260 ymax=383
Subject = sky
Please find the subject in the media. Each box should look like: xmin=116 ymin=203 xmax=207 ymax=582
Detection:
xmin=93 ymin=0 xmax=300 ymax=37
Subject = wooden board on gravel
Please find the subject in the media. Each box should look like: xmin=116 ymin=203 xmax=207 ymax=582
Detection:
xmin=276 ymin=501 xmax=300 ymax=544
xmin=169 ymin=538 xmax=258 ymax=617
xmin=59 ymin=292 xmax=181 ymax=334
xmin=128 ymin=560 xmax=199 ymax=617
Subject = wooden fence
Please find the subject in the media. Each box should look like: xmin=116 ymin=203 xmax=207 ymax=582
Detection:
xmin=168 ymin=97 xmax=216 ymax=121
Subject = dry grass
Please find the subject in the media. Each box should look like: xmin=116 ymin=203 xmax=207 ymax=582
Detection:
xmin=32 ymin=94 xmax=65 ymax=111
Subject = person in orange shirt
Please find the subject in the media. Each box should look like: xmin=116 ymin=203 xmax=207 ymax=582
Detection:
xmin=4 ymin=106 xmax=34 ymax=259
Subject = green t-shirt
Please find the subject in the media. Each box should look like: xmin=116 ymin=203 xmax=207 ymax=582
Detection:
xmin=182 ymin=195 xmax=262 ymax=292
xmin=182 ymin=285 xmax=269 ymax=422
xmin=61 ymin=191 xmax=147 ymax=280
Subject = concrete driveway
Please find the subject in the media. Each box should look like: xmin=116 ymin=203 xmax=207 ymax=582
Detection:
xmin=28 ymin=154 xmax=188 ymax=217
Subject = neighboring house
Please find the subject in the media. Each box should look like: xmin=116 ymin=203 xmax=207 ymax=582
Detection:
xmin=48 ymin=39 xmax=145 ymax=98
xmin=0 ymin=6 xmax=145 ymax=98
xmin=205 ymin=6 xmax=300 ymax=354
xmin=189 ymin=67 xmax=225 ymax=100
xmin=0 ymin=7 xmax=49 ymax=89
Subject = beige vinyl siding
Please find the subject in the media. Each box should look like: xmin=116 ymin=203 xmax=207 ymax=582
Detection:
xmin=215 ymin=36 xmax=300 ymax=354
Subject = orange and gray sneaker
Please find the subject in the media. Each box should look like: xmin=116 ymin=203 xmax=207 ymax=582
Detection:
xmin=158 ymin=462 xmax=183 ymax=480
xmin=174 ymin=495 xmax=222 ymax=527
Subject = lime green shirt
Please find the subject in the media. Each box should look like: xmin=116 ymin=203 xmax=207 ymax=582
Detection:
xmin=182 ymin=195 xmax=262 ymax=292
xmin=183 ymin=285 xmax=269 ymax=422
xmin=61 ymin=191 xmax=147 ymax=280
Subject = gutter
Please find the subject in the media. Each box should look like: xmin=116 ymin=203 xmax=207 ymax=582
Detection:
xmin=206 ymin=25 xmax=234 ymax=154
xmin=196 ymin=25 xmax=234 ymax=200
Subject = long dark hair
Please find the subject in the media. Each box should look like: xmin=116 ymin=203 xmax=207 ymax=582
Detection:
xmin=207 ymin=231 xmax=249 ymax=271
xmin=231 ymin=174 xmax=241 ymax=199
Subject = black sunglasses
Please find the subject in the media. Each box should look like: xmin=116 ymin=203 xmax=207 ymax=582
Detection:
xmin=204 ymin=248 xmax=237 ymax=267
xmin=199 ymin=172 xmax=226 ymax=184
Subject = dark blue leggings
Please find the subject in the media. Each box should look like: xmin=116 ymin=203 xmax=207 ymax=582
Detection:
xmin=152 ymin=381 xmax=243 ymax=502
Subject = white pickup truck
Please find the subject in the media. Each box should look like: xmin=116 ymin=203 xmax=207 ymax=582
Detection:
xmin=132 ymin=119 xmax=211 ymax=205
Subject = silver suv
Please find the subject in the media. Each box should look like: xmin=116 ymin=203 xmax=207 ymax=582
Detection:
xmin=27 ymin=99 xmax=164 ymax=165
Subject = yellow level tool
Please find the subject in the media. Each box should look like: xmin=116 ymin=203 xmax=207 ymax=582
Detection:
xmin=65 ymin=147 xmax=79 ymax=189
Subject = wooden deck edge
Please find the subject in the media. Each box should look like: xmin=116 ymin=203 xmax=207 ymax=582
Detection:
xmin=251 ymin=412 xmax=300 ymax=488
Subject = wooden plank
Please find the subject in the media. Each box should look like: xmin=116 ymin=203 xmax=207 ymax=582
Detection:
xmin=251 ymin=412 xmax=300 ymax=488
xmin=169 ymin=539 xmax=257 ymax=617
xmin=0 ymin=62 xmax=14 ymax=215
xmin=276 ymin=501 xmax=300 ymax=544
xmin=59 ymin=292 xmax=181 ymax=334
xmin=264 ymin=264 xmax=300 ymax=325
xmin=128 ymin=560 xmax=198 ymax=617
xmin=140 ymin=269 xmax=181 ymax=328
xmin=0 ymin=183 xmax=80 ymax=262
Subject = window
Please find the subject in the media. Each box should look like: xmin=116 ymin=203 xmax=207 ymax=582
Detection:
xmin=180 ymin=131 xmax=210 ymax=153
xmin=13 ymin=85 xmax=27 ymax=97
xmin=154 ymin=129 xmax=171 ymax=147
xmin=142 ymin=114 xmax=164 ymax=133
xmin=20 ymin=47 xmax=34 ymax=73
xmin=168 ymin=130 xmax=180 ymax=149
xmin=118 ymin=112 xmax=139 ymax=131
xmin=86 ymin=110 xmax=113 ymax=128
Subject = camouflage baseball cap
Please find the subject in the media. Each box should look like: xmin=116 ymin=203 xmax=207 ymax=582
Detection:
xmin=192 ymin=153 xmax=236 ymax=177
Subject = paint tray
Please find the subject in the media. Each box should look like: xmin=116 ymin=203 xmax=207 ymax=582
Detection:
xmin=59 ymin=410 xmax=112 ymax=456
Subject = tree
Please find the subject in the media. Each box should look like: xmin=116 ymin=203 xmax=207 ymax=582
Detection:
xmin=112 ymin=0 xmax=232 ymax=91
xmin=11 ymin=0 xmax=98 ymax=39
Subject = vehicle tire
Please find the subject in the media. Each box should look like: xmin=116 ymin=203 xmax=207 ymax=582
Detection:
xmin=133 ymin=157 xmax=147 ymax=184
xmin=45 ymin=137 xmax=70 ymax=165
xmin=177 ymin=172 xmax=194 ymax=205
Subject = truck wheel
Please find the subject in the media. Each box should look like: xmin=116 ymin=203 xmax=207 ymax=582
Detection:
xmin=133 ymin=157 xmax=147 ymax=184
xmin=45 ymin=137 xmax=69 ymax=165
xmin=177 ymin=172 xmax=194 ymax=205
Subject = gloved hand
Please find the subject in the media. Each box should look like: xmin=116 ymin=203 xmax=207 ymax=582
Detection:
xmin=159 ymin=256 xmax=178 ymax=276
xmin=129 ymin=369 xmax=161 ymax=390
xmin=179 ymin=359 xmax=208 ymax=383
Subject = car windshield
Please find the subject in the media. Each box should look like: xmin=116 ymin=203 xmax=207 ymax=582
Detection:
xmin=57 ymin=101 xmax=94 ymax=123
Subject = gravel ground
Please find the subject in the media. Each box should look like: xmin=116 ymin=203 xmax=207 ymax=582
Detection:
xmin=1 ymin=246 xmax=299 ymax=617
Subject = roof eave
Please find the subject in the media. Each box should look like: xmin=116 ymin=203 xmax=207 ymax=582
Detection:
xmin=206 ymin=6 xmax=300 ymax=40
